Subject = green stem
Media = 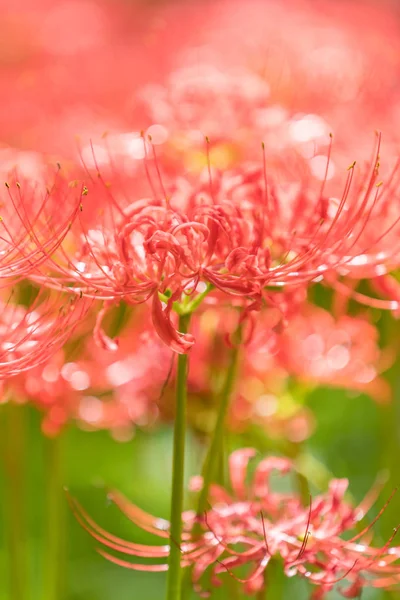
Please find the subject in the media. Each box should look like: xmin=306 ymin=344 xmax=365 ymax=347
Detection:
xmin=2 ymin=403 xmax=28 ymax=600
xmin=182 ymin=285 xmax=214 ymax=315
xmin=166 ymin=313 xmax=191 ymax=600
xmin=158 ymin=285 xmax=214 ymax=317
xmin=257 ymin=586 xmax=265 ymax=600
xmin=295 ymin=470 xmax=310 ymax=506
xmin=196 ymin=334 xmax=241 ymax=518
xmin=181 ymin=333 xmax=241 ymax=599
xmin=259 ymin=559 xmax=284 ymax=600
xmin=43 ymin=434 xmax=65 ymax=600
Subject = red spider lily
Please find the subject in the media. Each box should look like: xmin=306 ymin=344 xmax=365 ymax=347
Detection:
xmin=69 ymin=448 xmax=400 ymax=598
xmin=0 ymin=160 xmax=84 ymax=283
xmin=33 ymin=129 xmax=400 ymax=352
xmin=0 ymin=289 xmax=90 ymax=379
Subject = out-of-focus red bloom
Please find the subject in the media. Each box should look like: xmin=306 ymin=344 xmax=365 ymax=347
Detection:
xmin=18 ymin=292 xmax=386 ymax=438
xmin=277 ymin=305 xmax=391 ymax=403
xmin=2 ymin=0 xmax=400 ymax=163
xmin=136 ymin=0 xmax=400 ymax=178
xmin=162 ymin=299 xmax=386 ymax=439
xmin=156 ymin=0 xmax=400 ymax=144
xmin=0 ymin=290 xmax=90 ymax=380
xmin=10 ymin=307 xmax=170 ymax=437
xmin=69 ymin=448 xmax=400 ymax=598
xmin=0 ymin=0 xmax=272 ymax=155
xmin=139 ymin=65 xmax=281 ymax=171
xmin=80 ymin=316 xmax=171 ymax=437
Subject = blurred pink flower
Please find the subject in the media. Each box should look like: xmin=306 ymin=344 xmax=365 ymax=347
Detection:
xmin=278 ymin=306 xmax=391 ymax=402
xmin=165 ymin=0 xmax=400 ymax=139
xmin=10 ymin=307 xmax=170 ymax=437
xmin=1 ymin=0 xmax=399 ymax=163
xmin=0 ymin=290 xmax=90 ymax=380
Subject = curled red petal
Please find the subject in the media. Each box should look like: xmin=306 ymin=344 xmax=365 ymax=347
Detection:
xmin=328 ymin=479 xmax=349 ymax=510
xmin=151 ymin=293 xmax=195 ymax=354
xmin=67 ymin=492 xmax=169 ymax=557
xmin=97 ymin=549 xmax=169 ymax=572
xmin=93 ymin=303 xmax=119 ymax=352
xmin=109 ymin=489 xmax=170 ymax=538
xmin=225 ymin=247 xmax=248 ymax=272
xmin=229 ymin=448 xmax=257 ymax=500
xmin=253 ymin=456 xmax=293 ymax=498
xmin=371 ymin=275 xmax=400 ymax=316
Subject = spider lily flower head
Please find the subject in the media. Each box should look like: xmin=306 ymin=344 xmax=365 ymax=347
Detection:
xmin=36 ymin=131 xmax=400 ymax=352
xmin=69 ymin=448 xmax=400 ymax=598
xmin=0 ymin=287 xmax=90 ymax=379
xmin=156 ymin=139 xmax=400 ymax=298
xmin=0 ymin=158 xmax=84 ymax=283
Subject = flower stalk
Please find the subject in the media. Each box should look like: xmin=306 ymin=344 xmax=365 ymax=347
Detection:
xmin=182 ymin=326 xmax=242 ymax=599
xmin=196 ymin=326 xmax=242 ymax=518
xmin=2 ymin=402 xmax=28 ymax=600
xmin=166 ymin=313 xmax=191 ymax=600
xmin=43 ymin=433 xmax=66 ymax=600
xmin=260 ymin=559 xmax=285 ymax=600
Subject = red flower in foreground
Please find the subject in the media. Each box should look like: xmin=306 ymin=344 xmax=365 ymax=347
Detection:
xmin=35 ymin=132 xmax=400 ymax=353
xmin=69 ymin=448 xmax=400 ymax=598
